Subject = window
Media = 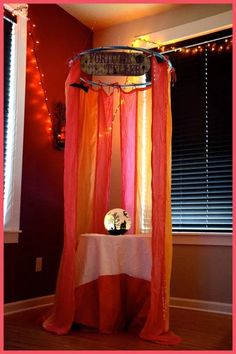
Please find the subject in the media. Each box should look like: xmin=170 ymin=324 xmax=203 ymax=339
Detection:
xmin=3 ymin=5 xmax=28 ymax=243
xmin=142 ymin=29 xmax=232 ymax=237
xmin=4 ymin=12 xmax=16 ymax=177
xmin=168 ymin=29 xmax=232 ymax=233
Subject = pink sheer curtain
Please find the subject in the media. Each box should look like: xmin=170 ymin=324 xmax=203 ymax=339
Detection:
xmin=140 ymin=58 xmax=180 ymax=344
xmin=120 ymin=89 xmax=137 ymax=233
xmin=42 ymin=62 xmax=113 ymax=334
xmin=120 ymin=59 xmax=180 ymax=344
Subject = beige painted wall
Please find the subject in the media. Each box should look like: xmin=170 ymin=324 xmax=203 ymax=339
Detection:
xmin=171 ymin=245 xmax=232 ymax=303
xmin=94 ymin=4 xmax=232 ymax=47
xmin=93 ymin=4 xmax=232 ymax=304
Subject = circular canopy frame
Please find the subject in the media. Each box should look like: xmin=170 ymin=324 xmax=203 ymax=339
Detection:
xmin=69 ymin=45 xmax=172 ymax=88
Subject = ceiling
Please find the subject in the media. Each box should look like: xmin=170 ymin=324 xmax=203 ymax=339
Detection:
xmin=59 ymin=3 xmax=177 ymax=31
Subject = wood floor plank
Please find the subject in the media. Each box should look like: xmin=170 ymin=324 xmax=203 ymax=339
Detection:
xmin=4 ymin=306 xmax=232 ymax=350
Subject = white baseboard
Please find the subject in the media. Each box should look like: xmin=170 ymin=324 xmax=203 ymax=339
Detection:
xmin=170 ymin=296 xmax=232 ymax=315
xmin=4 ymin=294 xmax=54 ymax=315
xmin=4 ymin=294 xmax=232 ymax=316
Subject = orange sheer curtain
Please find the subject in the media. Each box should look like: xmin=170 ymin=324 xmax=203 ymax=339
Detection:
xmin=43 ymin=62 xmax=113 ymax=334
xmin=93 ymin=90 xmax=113 ymax=233
xmin=42 ymin=61 xmax=81 ymax=334
xmin=76 ymin=88 xmax=113 ymax=235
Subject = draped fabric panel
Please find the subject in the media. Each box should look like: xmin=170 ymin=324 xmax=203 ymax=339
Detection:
xmin=93 ymin=90 xmax=113 ymax=233
xmin=42 ymin=63 xmax=113 ymax=334
xmin=140 ymin=58 xmax=180 ymax=344
xmin=76 ymin=88 xmax=98 ymax=235
xmin=76 ymin=88 xmax=113 ymax=235
xmin=42 ymin=61 xmax=81 ymax=334
xmin=43 ymin=56 xmax=180 ymax=345
xmin=120 ymin=90 xmax=137 ymax=233
xmin=74 ymin=274 xmax=150 ymax=334
xmin=120 ymin=88 xmax=152 ymax=234
xmin=136 ymin=88 xmax=152 ymax=233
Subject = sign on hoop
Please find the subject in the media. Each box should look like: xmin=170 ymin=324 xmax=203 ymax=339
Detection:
xmin=81 ymin=52 xmax=150 ymax=76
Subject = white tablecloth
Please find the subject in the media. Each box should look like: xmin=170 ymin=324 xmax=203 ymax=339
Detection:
xmin=75 ymin=233 xmax=152 ymax=288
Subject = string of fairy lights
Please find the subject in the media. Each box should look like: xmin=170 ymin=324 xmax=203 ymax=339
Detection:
xmin=132 ymin=34 xmax=232 ymax=54
xmin=205 ymin=44 xmax=209 ymax=222
xmin=27 ymin=19 xmax=53 ymax=136
xmin=111 ymin=34 xmax=232 ymax=122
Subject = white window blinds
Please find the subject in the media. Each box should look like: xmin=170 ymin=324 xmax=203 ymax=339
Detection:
xmin=170 ymin=30 xmax=232 ymax=232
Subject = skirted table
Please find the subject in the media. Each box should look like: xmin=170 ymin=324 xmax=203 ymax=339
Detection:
xmin=74 ymin=233 xmax=152 ymax=333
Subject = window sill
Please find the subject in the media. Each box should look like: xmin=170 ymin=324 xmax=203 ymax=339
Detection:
xmin=4 ymin=230 xmax=232 ymax=246
xmin=4 ymin=230 xmax=22 ymax=244
xmin=173 ymin=232 xmax=232 ymax=246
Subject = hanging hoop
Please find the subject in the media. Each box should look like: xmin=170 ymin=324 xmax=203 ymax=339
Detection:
xmin=69 ymin=46 xmax=172 ymax=88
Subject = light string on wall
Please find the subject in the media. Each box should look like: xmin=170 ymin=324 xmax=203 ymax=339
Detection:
xmin=27 ymin=19 xmax=66 ymax=149
xmin=204 ymin=44 xmax=209 ymax=227
xmin=131 ymin=34 xmax=232 ymax=55
xmin=27 ymin=20 xmax=52 ymax=133
xmin=162 ymin=37 xmax=232 ymax=55
xmin=109 ymin=32 xmax=232 ymax=127
xmin=102 ymin=32 xmax=233 ymax=134
xmin=132 ymin=37 xmax=161 ymax=49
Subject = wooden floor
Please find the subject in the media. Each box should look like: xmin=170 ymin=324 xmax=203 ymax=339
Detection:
xmin=4 ymin=306 xmax=232 ymax=350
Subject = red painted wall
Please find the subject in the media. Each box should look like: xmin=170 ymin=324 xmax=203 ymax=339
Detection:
xmin=4 ymin=4 xmax=93 ymax=302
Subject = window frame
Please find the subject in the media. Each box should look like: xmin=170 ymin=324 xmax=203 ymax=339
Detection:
xmin=143 ymin=29 xmax=232 ymax=245
xmin=167 ymin=30 xmax=232 ymax=242
xmin=168 ymin=29 xmax=232 ymax=238
xmin=4 ymin=5 xmax=28 ymax=244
